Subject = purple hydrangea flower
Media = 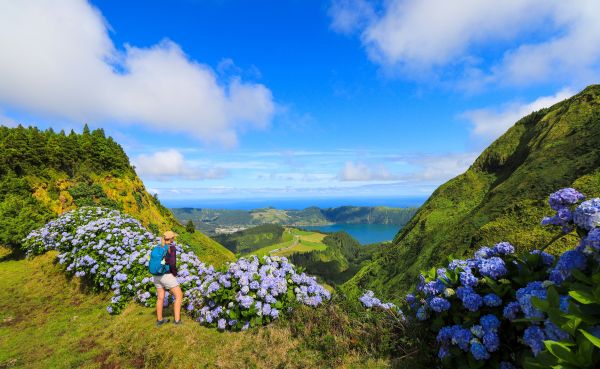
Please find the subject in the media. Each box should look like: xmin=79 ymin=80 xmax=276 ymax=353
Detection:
xmin=548 ymin=188 xmax=585 ymax=210
xmin=478 ymin=257 xmax=508 ymax=280
xmin=574 ymin=198 xmax=600 ymax=230
xmin=492 ymin=242 xmax=515 ymax=255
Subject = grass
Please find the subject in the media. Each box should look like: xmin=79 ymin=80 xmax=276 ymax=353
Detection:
xmin=0 ymin=248 xmax=391 ymax=369
xmin=248 ymin=228 xmax=328 ymax=258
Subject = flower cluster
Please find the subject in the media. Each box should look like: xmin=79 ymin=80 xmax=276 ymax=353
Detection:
xmin=22 ymin=207 xmax=331 ymax=329
xmin=406 ymin=188 xmax=600 ymax=368
xmin=22 ymin=207 xmax=205 ymax=314
xmin=186 ymin=255 xmax=331 ymax=331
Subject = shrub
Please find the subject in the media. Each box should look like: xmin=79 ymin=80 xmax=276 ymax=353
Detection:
xmin=21 ymin=206 xmax=331 ymax=330
xmin=398 ymin=188 xmax=600 ymax=368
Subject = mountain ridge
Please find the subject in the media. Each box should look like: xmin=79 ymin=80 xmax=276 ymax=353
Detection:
xmin=343 ymin=84 xmax=600 ymax=299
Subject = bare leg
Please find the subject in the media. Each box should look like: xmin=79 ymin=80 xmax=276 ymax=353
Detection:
xmin=156 ymin=287 xmax=165 ymax=321
xmin=170 ymin=286 xmax=183 ymax=322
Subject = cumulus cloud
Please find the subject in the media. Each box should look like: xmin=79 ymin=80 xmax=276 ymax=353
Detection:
xmin=329 ymin=0 xmax=600 ymax=86
xmin=462 ymin=88 xmax=574 ymax=141
xmin=338 ymin=161 xmax=398 ymax=181
xmin=0 ymin=0 xmax=275 ymax=146
xmin=133 ymin=149 xmax=229 ymax=181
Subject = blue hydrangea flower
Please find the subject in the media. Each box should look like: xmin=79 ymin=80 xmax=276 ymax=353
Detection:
xmin=482 ymin=331 xmax=500 ymax=352
xmin=459 ymin=271 xmax=478 ymax=287
xmin=548 ymin=188 xmax=585 ymax=210
xmin=549 ymin=250 xmax=587 ymax=284
xmin=438 ymin=346 xmax=449 ymax=359
xmin=475 ymin=246 xmax=495 ymax=259
xmin=416 ymin=306 xmax=428 ymax=321
xmin=478 ymin=257 xmax=508 ymax=279
xmin=470 ymin=325 xmax=484 ymax=338
xmin=531 ymin=250 xmax=555 ymax=266
xmin=574 ymin=198 xmax=600 ymax=230
xmin=462 ymin=292 xmax=483 ymax=312
xmin=523 ymin=326 xmax=546 ymax=356
xmin=483 ymin=293 xmax=502 ymax=307
xmin=500 ymin=362 xmax=517 ymax=369
xmin=429 ymin=297 xmax=451 ymax=312
xmin=503 ymin=301 xmax=520 ymax=320
xmin=544 ymin=320 xmax=569 ymax=341
xmin=493 ymin=242 xmax=515 ymax=255
xmin=579 ymin=227 xmax=600 ymax=252
xmin=451 ymin=327 xmax=472 ymax=351
xmin=470 ymin=341 xmax=490 ymax=360
xmin=480 ymin=314 xmax=500 ymax=332
xmin=516 ymin=282 xmax=547 ymax=319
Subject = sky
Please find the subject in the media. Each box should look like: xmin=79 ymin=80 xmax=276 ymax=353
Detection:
xmin=0 ymin=0 xmax=599 ymax=204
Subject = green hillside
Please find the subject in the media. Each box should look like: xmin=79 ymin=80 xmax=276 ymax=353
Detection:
xmin=291 ymin=232 xmax=382 ymax=285
xmin=0 ymin=125 xmax=234 ymax=265
xmin=0 ymin=249 xmax=395 ymax=369
xmin=344 ymin=84 xmax=600 ymax=299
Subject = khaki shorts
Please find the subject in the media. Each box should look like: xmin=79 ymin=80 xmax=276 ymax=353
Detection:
xmin=153 ymin=273 xmax=179 ymax=290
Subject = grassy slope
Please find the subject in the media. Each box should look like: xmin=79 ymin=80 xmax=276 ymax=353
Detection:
xmin=0 ymin=250 xmax=387 ymax=369
xmin=247 ymin=228 xmax=328 ymax=258
xmin=343 ymin=84 xmax=600 ymax=299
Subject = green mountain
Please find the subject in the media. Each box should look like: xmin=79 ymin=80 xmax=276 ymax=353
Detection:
xmin=0 ymin=125 xmax=234 ymax=265
xmin=343 ymin=84 xmax=600 ymax=299
xmin=172 ymin=206 xmax=417 ymax=235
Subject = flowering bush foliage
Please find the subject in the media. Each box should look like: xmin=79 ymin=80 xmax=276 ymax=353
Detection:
xmin=22 ymin=207 xmax=205 ymax=314
xmin=405 ymin=188 xmax=600 ymax=368
xmin=186 ymin=255 xmax=331 ymax=331
xmin=22 ymin=207 xmax=330 ymax=330
xmin=359 ymin=290 xmax=405 ymax=320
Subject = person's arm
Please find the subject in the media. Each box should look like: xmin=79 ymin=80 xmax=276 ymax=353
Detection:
xmin=168 ymin=245 xmax=178 ymax=277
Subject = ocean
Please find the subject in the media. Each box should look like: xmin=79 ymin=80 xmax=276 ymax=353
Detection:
xmin=162 ymin=196 xmax=427 ymax=210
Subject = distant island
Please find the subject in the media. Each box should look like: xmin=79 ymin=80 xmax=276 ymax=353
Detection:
xmin=170 ymin=205 xmax=418 ymax=235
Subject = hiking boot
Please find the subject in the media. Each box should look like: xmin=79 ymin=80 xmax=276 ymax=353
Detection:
xmin=156 ymin=318 xmax=170 ymax=327
xmin=173 ymin=319 xmax=182 ymax=325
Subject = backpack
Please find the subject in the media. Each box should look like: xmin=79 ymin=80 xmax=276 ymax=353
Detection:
xmin=148 ymin=243 xmax=171 ymax=275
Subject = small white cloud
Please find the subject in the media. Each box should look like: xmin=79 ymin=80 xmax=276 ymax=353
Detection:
xmin=328 ymin=0 xmax=375 ymax=34
xmin=462 ymin=88 xmax=574 ymax=142
xmin=0 ymin=0 xmax=275 ymax=147
xmin=133 ymin=149 xmax=229 ymax=181
xmin=338 ymin=161 xmax=398 ymax=181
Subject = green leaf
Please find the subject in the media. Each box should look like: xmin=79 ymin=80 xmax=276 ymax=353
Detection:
xmin=579 ymin=329 xmax=600 ymax=349
xmin=544 ymin=340 xmax=577 ymax=364
xmin=569 ymin=290 xmax=596 ymax=305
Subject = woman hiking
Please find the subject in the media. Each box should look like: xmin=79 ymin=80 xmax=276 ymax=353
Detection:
xmin=154 ymin=230 xmax=183 ymax=326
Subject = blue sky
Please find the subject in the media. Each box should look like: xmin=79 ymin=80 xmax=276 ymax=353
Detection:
xmin=0 ymin=0 xmax=598 ymax=203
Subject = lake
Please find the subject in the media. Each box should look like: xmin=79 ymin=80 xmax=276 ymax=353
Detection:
xmin=301 ymin=223 xmax=401 ymax=245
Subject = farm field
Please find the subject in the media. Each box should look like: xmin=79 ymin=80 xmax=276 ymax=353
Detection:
xmin=248 ymin=228 xmax=328 ymax=258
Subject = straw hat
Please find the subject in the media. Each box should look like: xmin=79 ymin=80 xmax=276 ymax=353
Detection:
xmin=163 ymin=230 xmax=178 ymax=240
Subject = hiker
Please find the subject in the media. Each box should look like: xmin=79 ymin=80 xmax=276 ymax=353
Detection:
xmin=152 ymin=230 xmax=183 ymax=326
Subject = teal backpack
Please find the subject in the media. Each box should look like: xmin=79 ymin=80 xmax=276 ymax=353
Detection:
xmin=148 ymin=243 xmax=170 ymax=275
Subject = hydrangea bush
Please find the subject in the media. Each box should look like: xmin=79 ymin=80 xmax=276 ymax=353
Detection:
xmin=22 ymin=207 xmax=330 ymax=330
xmin=186 ymin=255 xmax=331 ymax=331
xmin=402 ymin=188 xmax=600 ymax=368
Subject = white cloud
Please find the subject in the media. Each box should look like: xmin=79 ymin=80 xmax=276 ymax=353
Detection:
xmin=0 ymin=0 xmax=275 ymax=147
xmin=329 ymin=0 xmax=600 ymax=86
xmin=462 ymin=88 xmax=574 ymax=141
xmin=133 ymin=149 xmax=229 ymax=181
xmin=338 ymin=161 xmax=398 ymax=181
xmin=411 ymin=153 xmax=479 ymax=181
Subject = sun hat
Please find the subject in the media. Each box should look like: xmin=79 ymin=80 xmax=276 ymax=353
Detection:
xmin=163 ymin=230 xmax=178 ymax=240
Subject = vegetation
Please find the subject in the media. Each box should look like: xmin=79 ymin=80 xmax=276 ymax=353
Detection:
xmin=291 ymin=232 xmax=383 ymax=285
xmin=171 ymin=206 xmax=418 ymax=235
xmin=345 ymin=84 xmax=600 ymax=300
xmin=0 ymin=124 xmax=234 ymax=265
xmin=400 ymin=188 xmax=600 ymax=368
xmin=214 ymin=224 xmax=287 ymax=254
xmin=0 ymin=249 xmax=398 ymax=369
